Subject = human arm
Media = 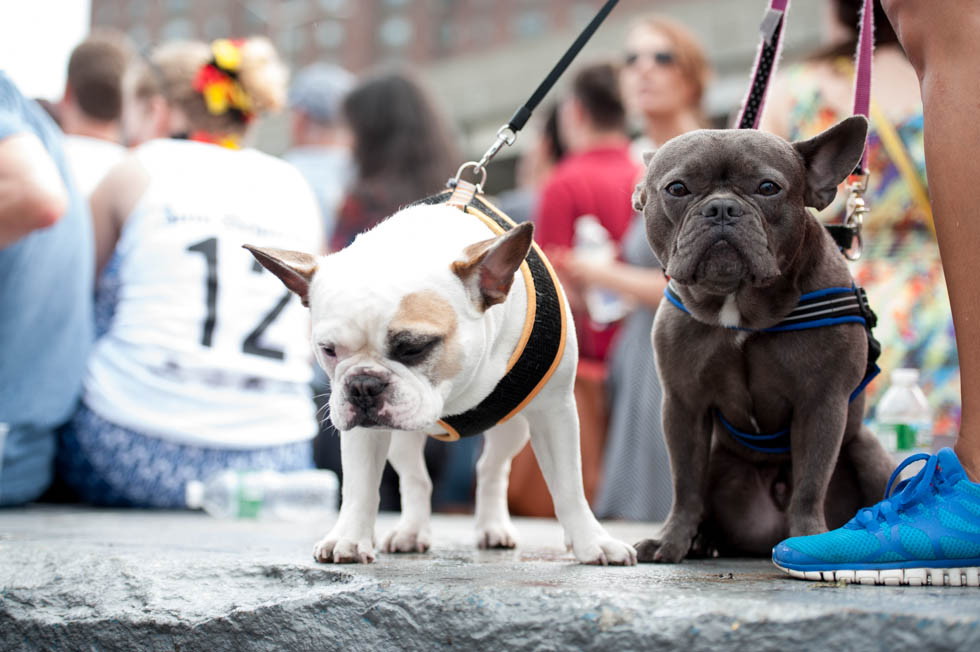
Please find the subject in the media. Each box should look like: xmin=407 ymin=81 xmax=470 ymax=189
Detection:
xmin=0 ymin=132 xmax=68 ymax=247
xmin=552 ymin=250 xmax=667 ymax=309
xmin=89 ymin=156 xmax=150 ymax=274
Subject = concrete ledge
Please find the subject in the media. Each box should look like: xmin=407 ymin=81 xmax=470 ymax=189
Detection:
xmin=2 ymin=507 xmax=979 ymax=651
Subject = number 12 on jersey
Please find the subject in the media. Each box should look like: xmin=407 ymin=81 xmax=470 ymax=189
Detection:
xmin=186 ymin=237 xmax=291 ymax=360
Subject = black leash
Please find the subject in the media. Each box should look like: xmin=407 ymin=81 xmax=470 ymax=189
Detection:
xmin=508 ymin=0 xmax=620 ymax=133
xmin=452 ymin=0 xmax=620 ymax=190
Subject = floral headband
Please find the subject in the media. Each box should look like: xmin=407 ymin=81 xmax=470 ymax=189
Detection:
xmin=192 ymin=39 xmax=253 ymax=123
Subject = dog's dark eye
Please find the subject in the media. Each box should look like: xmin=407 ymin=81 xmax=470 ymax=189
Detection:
xmin=391 ymin=336 xmax=442 ymax=365
xmin=665 ymin=181 xmax=689 ymax=197
xmin=757 ymin=181 xmax=781 ymax=196
xmin=321 ymin=345 xmax=336 ymax=358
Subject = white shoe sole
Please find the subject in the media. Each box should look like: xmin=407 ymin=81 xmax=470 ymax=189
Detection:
xmin=774 ymin=563 xmax=980 ymax=586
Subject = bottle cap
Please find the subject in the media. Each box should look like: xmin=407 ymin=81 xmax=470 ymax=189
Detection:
xmin=891 ymin=368 xmax=920 ymax=385
xmin=185 ymin=480 xmax=205 ymax=509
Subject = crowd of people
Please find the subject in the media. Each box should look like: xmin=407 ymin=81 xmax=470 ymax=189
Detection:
xmin=0 ymin=0 xmax=968 ymax=564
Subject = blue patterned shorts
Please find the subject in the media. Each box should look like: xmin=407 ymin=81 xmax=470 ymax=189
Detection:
xmin=57 ymin=403 xmax=314 ymax=508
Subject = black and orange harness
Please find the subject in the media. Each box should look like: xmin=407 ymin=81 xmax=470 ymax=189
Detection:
xmin=419 ymin=180 xmax=568 ymax=442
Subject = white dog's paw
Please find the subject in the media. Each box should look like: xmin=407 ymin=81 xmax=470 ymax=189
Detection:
xmin=475 ymin=519 xmax=519 ymax=549
xmin=381 ymin=524 xmax=432 ymax=553
xmin=313 ymin=535 xmax=375 ymax=564
xmin=570 ymin=532 xmax=637 ymax=566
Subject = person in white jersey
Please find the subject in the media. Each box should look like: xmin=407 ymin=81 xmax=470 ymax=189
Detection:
xmin=57 ymin=37 xmax=323 ymax=508
xmin=59 ymin=30 xmax=132 ymax=196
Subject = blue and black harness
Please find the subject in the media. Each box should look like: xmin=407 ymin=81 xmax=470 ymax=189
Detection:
xmin=663 ymin=282 xmax=881 ymax=454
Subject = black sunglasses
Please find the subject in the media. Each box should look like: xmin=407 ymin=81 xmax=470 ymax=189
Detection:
xmin=624 ymin=50 xmax=676 ymax=67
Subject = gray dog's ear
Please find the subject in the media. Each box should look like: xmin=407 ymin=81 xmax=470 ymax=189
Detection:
xmin=632 ymin=182 xmax=648 ymax=212
xmin=793 ymin=115 xmax=869 ymax=210
xmin=243 ymin=244 xmax=318 ymax=307
xmin=642 ymin=150 xmax=655 ymax=166
xmin=452 ymin=222 xmax=534 ymax=311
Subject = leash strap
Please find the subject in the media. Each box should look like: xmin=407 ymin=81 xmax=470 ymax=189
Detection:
xmin=737 ymin=0 xmax=875 ymax=259
xmin=851 ymin=0 xmax=874 ymax=174
xmin=737 ymin=0 xmax=873 ymax=145
xmin=507 ymin=0 xmax=620 ymax=133
xmin=736 ymin=0 xmax=790 ymax=129
xmin=454 ymin=0 xmax=620 ymax=189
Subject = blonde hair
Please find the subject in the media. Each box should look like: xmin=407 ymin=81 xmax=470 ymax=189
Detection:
xmin=630 ymin=16 xmax=711 ymax=111
xmin=136 ymin=37 xmax=287 ymax=134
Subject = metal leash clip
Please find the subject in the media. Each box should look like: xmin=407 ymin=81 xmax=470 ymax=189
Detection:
xmin=449 ymin=125 xmax=518 ymax=193
xmin=842 ymin=173 xmax=870 ymax=261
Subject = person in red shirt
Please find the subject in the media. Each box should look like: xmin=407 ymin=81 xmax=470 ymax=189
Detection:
xmin=534 ymin=62 xmax=641 ymax=363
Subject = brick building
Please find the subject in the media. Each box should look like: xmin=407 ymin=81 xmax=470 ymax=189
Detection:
xmin=90 ymin=0 xmax=823 ymax=185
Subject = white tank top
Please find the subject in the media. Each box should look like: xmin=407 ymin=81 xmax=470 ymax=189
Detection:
xmin=84 ymin=139 xmax=321 ymax=449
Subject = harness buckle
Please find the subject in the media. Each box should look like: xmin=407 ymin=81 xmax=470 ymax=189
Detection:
xmin=855 ymin=286 xmax=878 ymax=328
xmin=450 ymin=161 xmax=488 ymax=194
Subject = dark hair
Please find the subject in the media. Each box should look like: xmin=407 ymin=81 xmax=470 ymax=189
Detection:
xmin=67 ymin=30 xmax=133 ymax=121
xmin=342 ymin=70 xmax=459 ymax=216
xmin=811 ymin=0 xmax=900 ymax=61
xmin=570 ymin=62 xmax=626 ymax=132
xmin=542 ymin=103 xmax=566 ymax=163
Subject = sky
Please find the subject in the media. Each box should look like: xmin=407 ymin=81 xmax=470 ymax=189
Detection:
xmin=0 ymin=0 xmax=92 ymax=100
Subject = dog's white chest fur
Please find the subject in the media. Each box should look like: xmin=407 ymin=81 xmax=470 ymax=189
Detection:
xmin=718 ymin=294 xmax=740 ymax=328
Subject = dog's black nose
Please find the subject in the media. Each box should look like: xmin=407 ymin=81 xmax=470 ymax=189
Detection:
xmin=347 ymin=374 xmax=388 ymax=409
xmin=700 ymin=198 xmax=743 ymax=225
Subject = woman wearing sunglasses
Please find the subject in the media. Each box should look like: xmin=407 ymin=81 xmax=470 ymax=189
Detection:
xmin=620 ymin=16 xmax=710 ymax=157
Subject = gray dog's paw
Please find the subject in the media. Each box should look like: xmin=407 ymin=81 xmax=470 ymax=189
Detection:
xmin=634 ymin=536 xmax=689 ymax=563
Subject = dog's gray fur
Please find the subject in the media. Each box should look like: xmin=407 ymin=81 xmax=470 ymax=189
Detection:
xmin=633 ymin=116 xmax=893 ymax=562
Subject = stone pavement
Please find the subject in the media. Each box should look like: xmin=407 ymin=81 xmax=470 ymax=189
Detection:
xmin=2 ymin=507 xmax=979 ymax=651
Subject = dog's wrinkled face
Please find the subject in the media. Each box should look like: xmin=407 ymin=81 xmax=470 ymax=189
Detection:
xmin=245 ymin=204 xmax=533 ymax=432
xmin=310 ymin=285 xmax=462 ymax=432
xmin=634 ymin=117 xmax=869 ymax=295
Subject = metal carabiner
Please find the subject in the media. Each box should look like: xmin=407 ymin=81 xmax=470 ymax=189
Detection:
xmin=451 ymin=161 xmax=488 ymax=193
xmin=842 ymin=174 xmax=870 ymax=261
xmin=448 ymin=125 xmax=518 ymax=193
xmin=476 ymin=125 xmax=518 ymax=172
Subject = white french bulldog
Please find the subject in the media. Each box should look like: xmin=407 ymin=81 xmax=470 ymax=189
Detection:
xmin=246 ymin=201 xmax=636 ymax=566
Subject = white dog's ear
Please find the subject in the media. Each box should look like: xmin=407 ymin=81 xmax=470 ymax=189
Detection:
xmin=243 ymin=245 xmax=318 ymax=307
xmin=452 ymin=221 xmax=534 ymax=310
xmin=793 ymin=115 xmax=869 ymax=210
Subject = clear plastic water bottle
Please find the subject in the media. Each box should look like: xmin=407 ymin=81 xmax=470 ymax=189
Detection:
xmin=185 ymin=469 xmax=339 ymax=521
xmin=573 ymin=214 xmax=628 ymax=326
xmin=875 ymin=368 xmax=933 ymax=458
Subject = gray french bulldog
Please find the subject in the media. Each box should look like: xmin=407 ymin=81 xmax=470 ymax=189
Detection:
xmin=632 ymin=116 xmax=894 ymax=562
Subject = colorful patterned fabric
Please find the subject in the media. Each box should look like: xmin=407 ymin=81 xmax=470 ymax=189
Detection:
xmin=780 ymin=62 xmax=959 ymax=439
xmin=57 ymin=402 xmax=314 ymax=508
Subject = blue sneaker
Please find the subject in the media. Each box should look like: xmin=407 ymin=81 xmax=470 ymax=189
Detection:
xmin=772 ymin=448 xmax=980 ymax=586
